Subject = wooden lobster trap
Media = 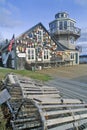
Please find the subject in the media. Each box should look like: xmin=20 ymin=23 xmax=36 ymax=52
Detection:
xmin=0 ymin=73 xmax=87 ymax=130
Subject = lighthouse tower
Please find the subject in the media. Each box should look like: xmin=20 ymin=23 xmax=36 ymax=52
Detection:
xmin=49 ymin=12 xmax=81 ymax=50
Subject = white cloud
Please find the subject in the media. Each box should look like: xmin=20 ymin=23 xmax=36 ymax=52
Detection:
xmin=0 ymin=15 xmax=22 ymax=28
xmin=75 ymin=0 xmax=87 ymax=6
xmin=0 ymin=0 xmax=5 ymax=4
xmin=1 ymin=7 xmax=12 ymax=15
xmin=0 ymin=0 xmax=22 ymax=28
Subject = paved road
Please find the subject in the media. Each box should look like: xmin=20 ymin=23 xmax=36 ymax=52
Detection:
xmin=45 ymin=77 xmax=87 ymax=103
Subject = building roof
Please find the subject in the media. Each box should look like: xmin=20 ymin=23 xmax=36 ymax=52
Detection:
xmin=16 ymin=22 xmax=69 ymax=51
xmin=17 ymin=22 xmax=49 ymax=39
xmin=51 ymin=34 xmax=74 ymax=51
xmin=1 ymin=22 xmax=73 ymax=53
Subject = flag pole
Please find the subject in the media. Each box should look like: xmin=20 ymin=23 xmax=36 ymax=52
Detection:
xmin=14 ymin=35 xmax=17 ymax=69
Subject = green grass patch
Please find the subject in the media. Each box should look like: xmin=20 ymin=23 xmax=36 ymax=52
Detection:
xmin=0 ymin=68 xmax=52 ymax=81
xmin=0 ymin=106 xmax=6 ymax=130
xmin=0 ymin=118 xmax=6 ymax=130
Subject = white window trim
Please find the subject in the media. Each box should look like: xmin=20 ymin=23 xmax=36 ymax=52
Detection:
xmin=26 ymin=48 xmax=35 ymax=61
xmin=42 ymin=49 xmax=50 ymax=61
xmin=70 ymin=52 xmax=75 ymax=60
xmin=37 ymin=29 xmax=43 ymax=42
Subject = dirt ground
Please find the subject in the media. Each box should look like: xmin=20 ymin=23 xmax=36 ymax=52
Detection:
xmin=39 ymin=64 xmax=87 ymax=84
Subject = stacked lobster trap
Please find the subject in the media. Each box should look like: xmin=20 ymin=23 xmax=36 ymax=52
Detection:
xmin=0 ymin=73 xmax=87 ymax=130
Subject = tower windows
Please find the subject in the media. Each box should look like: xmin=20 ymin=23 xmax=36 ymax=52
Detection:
xmin=64 ymin=21 xmax=67 ymax=30
xmin=59 ymin=21 xmax=63 ymax=30
xmin=59 ymin=21 xmax=67 ymax=30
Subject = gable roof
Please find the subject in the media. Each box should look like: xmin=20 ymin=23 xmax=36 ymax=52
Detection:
xmin=16 ymin=22 xmax=50 ymax=39
xmin=1 ymin=22 xmax=75 ymax=53
xmin=16 ymin=22 xmax=69 ymax=51
xmin=51 ymin=35 xmax=69 ymax=51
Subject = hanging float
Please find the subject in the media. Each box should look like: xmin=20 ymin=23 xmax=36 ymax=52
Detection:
xmin=57 ymin=51 xmax=63 ymax=56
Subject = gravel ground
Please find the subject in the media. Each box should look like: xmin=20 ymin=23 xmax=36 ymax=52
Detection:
xmin=39 ymin=64 xmax=87 ymax=102
xmin=39 ymin=64 xmax=87 ymax=84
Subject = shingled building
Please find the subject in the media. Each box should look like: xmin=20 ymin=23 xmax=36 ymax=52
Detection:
xmin=1 ymin=12 xmax=81 ymax=70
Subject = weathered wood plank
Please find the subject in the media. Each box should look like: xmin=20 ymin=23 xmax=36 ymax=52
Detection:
xmin=40 ymin=103 xmax=87 ymax=109
xmin=47 ymin=114 xmax=87 ymax=126
xmin=22 ymin=88 xmax=59 ymax=93
xmin=24 ymin=94 xmax=60 ymax=99
xmin=43 ymin=108 xmax=87 ymax=116
xmin=49 ymin=119 xmax=87 ymax=130
xmin=22 ymin=91 xmax=59 ymax=94
xmin=13 ymin=122 xmax=41 ymax=130
xmin=34 ymin=98 xmax=82 ymax=104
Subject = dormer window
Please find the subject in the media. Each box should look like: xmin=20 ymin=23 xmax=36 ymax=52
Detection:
xmin=55 ymin=12 xmax=69 ymax=19
xmin=64 ymin=14 xmax=66 ymax=18
xmin=59 ymin=14 xmax=61 ymax=18
xmin=61 ymin=13 xmax=64 ymax=17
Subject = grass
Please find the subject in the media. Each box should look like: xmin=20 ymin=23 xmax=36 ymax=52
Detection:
xmin=0 ymin=106 xmax=6 ymax=130
xmin=0 ymin=119 xmax=6 ymax=130
xmin=0 ymin=67 xmax=52 ymax=81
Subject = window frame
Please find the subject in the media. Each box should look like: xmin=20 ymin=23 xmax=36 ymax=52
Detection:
xmin=43 ymin=49 xmax=50 ymax=60
xmin=70 ymin=53 xmax=74 ymax=60
xmin=26 ymin=48 xmax=35 ymax=61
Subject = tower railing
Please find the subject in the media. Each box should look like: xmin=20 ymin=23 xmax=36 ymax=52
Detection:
xmin=50 ymin=26 xmax=81 ymax=37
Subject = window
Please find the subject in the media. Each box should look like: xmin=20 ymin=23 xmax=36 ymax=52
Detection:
xmin=59 ymin=21 xmax=67 ymax=30
xmin=70 ymin=22 xmax=74 ymax=27
xmin=70 ymin=53 xmax=74 ymax=59
xmin=70 ymin=22 xmax=74 ymax=31
xmin=64 ymin=21 xmax=67 ymax=30
xmin=28 ymin=33 xmax=33 ymax=39
xmin=28 ymin=50 xmax=30 ymax=59
xmin=59 ymin=21 xmax=63 ymax=30
xmin=37 ymin=30 xmax=43 ymax=42
xmin=31 ymin=50 xmax=34 ymax=59
xmin=27 ymin=49 xmax=35 ymax=60
xmin=64 ymin=13 xmax=68 ymax=18
xmin=61 ymin=13 xmax=64 ymax=17
xmin=44 ymin=49 xmax=49 ymax=60
xmin=70 ymin=36 xmax=75 ymax=44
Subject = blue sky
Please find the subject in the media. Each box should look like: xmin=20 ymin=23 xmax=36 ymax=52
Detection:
xmin=0 ymin=0 xmax=87 ymax=40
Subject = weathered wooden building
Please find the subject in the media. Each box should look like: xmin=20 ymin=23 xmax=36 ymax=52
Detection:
xmin=15 ymin=22 xmax=65 ymax=70
xmin=1 ymin=12 xmax=81 ymax=70
xmin=1 ymin=23 xmax=70 ymax=69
